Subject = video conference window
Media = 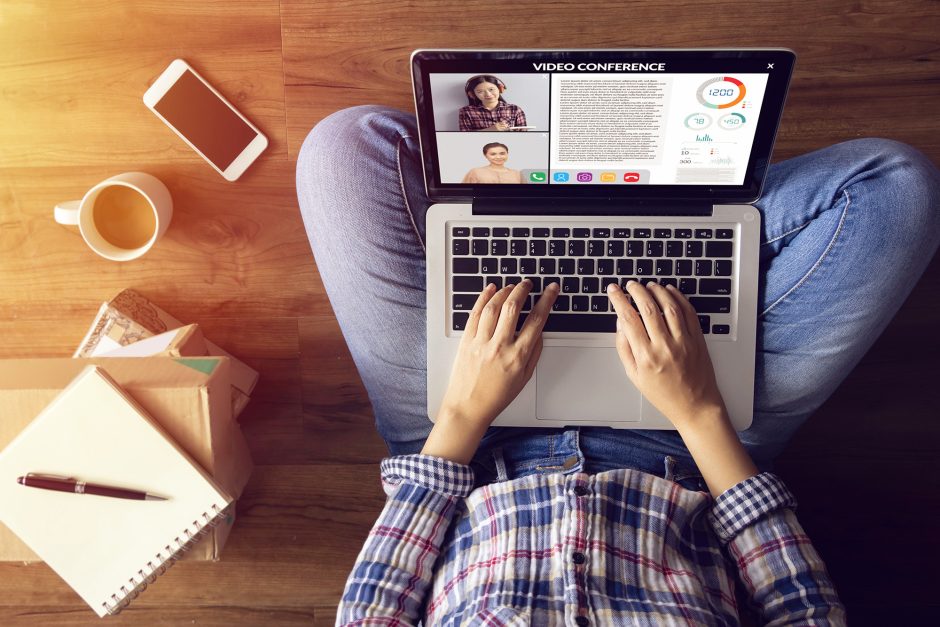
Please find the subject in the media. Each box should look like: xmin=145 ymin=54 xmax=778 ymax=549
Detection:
xmin=429 ymin=69 xmax=769 ymax=185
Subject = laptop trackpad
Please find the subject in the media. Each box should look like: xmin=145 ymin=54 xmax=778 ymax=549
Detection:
xmin=536 ymin=346 xmax=642 ymax=423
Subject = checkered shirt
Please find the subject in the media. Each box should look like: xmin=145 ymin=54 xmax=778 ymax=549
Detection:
xmin=337 ymin=455 xmax=845 ymax=626
xmin=458 ymin=103 xmax=527 ymax=131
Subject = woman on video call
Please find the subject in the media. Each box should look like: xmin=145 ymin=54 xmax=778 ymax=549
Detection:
xmin=460 ymin=142 xmax=522 ymax=184
xmin=458 ymin=74 xmax=528 ymax=131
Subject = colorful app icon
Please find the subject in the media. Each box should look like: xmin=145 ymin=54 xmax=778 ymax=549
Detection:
xmin=623 ymin=172 xmax=641 ymax=183
xmin=529 ymin=171 xmax=547 ymax=183
xmin=553 ymin=171 xmax=570 ymax=183
xmin=576 ymin=172 xmax=593 ymax=182
xmin=600 ymin=172 xmax=616 ymax=182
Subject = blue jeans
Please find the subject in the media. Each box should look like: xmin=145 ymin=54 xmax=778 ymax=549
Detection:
xmin=296 ymin=105 xmax=940 ymax=488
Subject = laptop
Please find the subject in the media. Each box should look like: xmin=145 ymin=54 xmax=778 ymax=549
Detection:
xmin=412 ymin=49 xmax=795 ymax=430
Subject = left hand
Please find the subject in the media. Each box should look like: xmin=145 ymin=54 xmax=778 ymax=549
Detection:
xmin=438 ymin=280 xmax=559 ymax=431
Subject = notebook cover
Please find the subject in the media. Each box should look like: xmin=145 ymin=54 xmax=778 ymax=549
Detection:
xmin=0 ymin=366 xmax=233 ymax=616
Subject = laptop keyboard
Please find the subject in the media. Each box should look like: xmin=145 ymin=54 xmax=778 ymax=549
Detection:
xmin=449 ymin=223 xmax=735 ymax=336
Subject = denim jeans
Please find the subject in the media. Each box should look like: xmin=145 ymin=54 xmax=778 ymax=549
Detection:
xmin=296 ymin=105 xmax=940 ymax=488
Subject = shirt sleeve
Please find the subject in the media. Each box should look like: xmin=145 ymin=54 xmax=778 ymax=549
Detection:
xmin=514 ymin=106 xmax=527 ymax=128
xmin=458 ymin=107 xmax=473 ymax=131
xmin=336 ymin=454 xmax=475 ymax=626
xmin=708 ymin=473 xmax=846 ymax=625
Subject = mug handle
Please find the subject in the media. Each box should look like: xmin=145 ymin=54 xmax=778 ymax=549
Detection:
xmin=54 ymin=200 xmax=81 ymax=225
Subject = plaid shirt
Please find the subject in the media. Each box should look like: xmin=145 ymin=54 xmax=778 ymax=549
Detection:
xmin=337 ymin=455 xmax=845 ymax=626
xmin=458 ymin=103 xmax=527 ymax=131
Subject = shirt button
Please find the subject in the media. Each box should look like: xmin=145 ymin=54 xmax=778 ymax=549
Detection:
xmin=575 ymin=617 xmax=590 ymax=627
xmin=573 ymin=485 xmax=589 ymax=497
xmin=572 ymin=552 xmax=586 ymax=564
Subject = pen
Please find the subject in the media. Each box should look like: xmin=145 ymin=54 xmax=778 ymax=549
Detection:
xmin=16 ymin=473 xmax=168 ymax=501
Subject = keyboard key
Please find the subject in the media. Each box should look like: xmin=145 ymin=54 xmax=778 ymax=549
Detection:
xmin=549 ymin=239 xmax=566 ymax=256
xmin=472 ymin=239 xmax=488 ymax=255
xmin=666 ymin=241 xmax=683 ymax=257
xmin=552 ymin=227 xmax=570 ymax=238
xmin=674 ymin=229 xmax=692 ymax=239
xmin=539 ymin=258 xmax=556 ymax=274
xmin=453 ymin=276 xmax=484 ymax=292
xmin=568 ymin=240 xmax=586 ymax=256
xmin=636 ymin=259 xmax=654 ymax=275
xmin=592 ymin=228 xmax=611 ymax=238
xmin=553 ymin=296 xmax=570 ymax=311
xmin=571 ymin=295 xmax=590 ymax=311
xmin=520 ymin=258 xmax=537 ymax=274
xmin=646 ymin=241 xmax=664 ymax=257
xmin=500 ymin=258 xmax=517 ymax=274
xmin=588 ymin=240 xmax=605 ymax=256
xmin=486 ymin=276 xmax=502 ymax=288
xmin=562 ymin=277 xmax=580 ymax=293
xmin=655 ymin=259 xmax=673 ymax=276
xmin=582 ymin=277 xmax=599 ymax=293
xmin=616 ymin=259 xmax=634 ymax=274
xmin=481 ymin=257 xmax=498 ymax=273
xmin=526 ymin=277 xmax=542 ymax=292
xmin=453 ymin=226 xmax=470 ymax=237
xmin=521 ymin=295 xmax=532 ymax=312
xmin=627 ymin=241 xmax=644 ymax=257
xmin=601 ymin=277 xmax=619 ymax=292
xmin=679 ymin=278 xmax=697 ymax=294
xmin=510 ymin=239 xmax=527 ymax=256
xmin=577 ymin=258 xmax=595 ymax=275
xmin=690 ymin=297 xmax=731 ymax=313
xmin=472 ymin=227 xmax=490 ymax=237
xmin=613 ymin=228 xmax=630 ymax=238
xmin=695 ymin=229 xmax=713 ymax=239
xmin=558 ymin=258 xmax=576 ymax=275
xmin=529 ymin=240 xmax=546 ymax=256
xmin=676 ymin=260 xmax=693 ymax=276
xmin=452 ymin=258 xmax=478 ymax=274
xmin=642 ymin=278 xmax=659 ymax=287
xmin=591 ymin=295 xmax=609 ymax=312
xmin=505 ymin=276 xmax=521 ymax=286
xmin=634 ymin=228 xmax=651 ymax=238
xmin=452 ymin=239 xmax=469 ymax=255
xmin=512 ymin=227 xmax=530 ymax=237
xmin=715 ymin=260 xmax=732 ymax=276
xmin=706 ymin=241 xmax=733 ymax=258
xmin=453 ymin=312 xmax=470 ymax=330
xmin=515 ymin=312 xmax=618 ymax=333
xmin=698 ymin=315 xmax=710 ymax=334
xmin=712 ymin=324 xmax=730 ymax=334
xmin=491 ymin=240 xmax=507 ymax=255
xmin=533 ymin=228 xmax=550 ymax=238
xmin=607 ymin=240 xmax=625 ymax=256
xmin=493 ymin=227 xmax=510 ymax=237
xmin=699 ymin=278 xmax=731 ymax=295
xmin=573 ymin=228 xmax=590 ymax=238
xmin=659 ymin=277 xmax=678 ymax=289
xmin=716 ymin=229 xmax=733 ymax=239
xmin=597 ymin=259 xmax=614 ymax=275
xmin=452 ymin=294 xmax=477 ymax=310
xmin=685 ymin=241 xmax=703 ymax=257
xmin=654 ymin=228 xmax=672 ymax=238
xmin=543 ymin=277 xmax=561 ymax=292
xmin=695 ymin=260 xmax=713 ymax=276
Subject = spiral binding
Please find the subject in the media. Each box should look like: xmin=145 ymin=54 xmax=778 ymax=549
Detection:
xmin=100 ymin=502 xmax=230 ymax=616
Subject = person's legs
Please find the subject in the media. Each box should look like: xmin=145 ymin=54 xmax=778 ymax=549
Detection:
xmin=743 ymin=138 xmax=940 ymax=464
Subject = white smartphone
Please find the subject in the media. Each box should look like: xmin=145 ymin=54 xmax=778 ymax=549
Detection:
xmin=143 ymin=59 xmax=268 ymax=181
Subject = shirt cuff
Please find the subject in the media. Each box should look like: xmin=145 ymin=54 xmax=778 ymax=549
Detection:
xmin=380 ymin=454 xmax=476 ymax=498
xmin=707 ymin=472 xmax=798 ymax=544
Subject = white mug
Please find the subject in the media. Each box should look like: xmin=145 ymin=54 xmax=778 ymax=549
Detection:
xmin=54 ymin=172 xmax=173 ymax=261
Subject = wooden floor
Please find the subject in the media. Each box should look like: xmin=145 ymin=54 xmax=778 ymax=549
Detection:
xmin=0 ymin=1 xmax=938 ymax=624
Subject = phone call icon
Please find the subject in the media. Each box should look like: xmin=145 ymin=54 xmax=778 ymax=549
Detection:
xmin=623 ymin=172 xmax=640 ymax=183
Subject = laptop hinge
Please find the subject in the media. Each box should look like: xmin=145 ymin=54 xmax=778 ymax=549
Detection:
xmin=472 ymin=197 xmax=713 ymax=217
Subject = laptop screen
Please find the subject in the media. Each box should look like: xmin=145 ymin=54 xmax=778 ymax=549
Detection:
xmin=412 ymin=50 xmax=795 ymax=204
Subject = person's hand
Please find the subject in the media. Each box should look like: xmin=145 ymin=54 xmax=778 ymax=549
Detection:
xmin=437 ymin=280 xmax=560 ymax=431
xmin=606 ymin=280 xmax=727 ymax=429
xmin=490 ymin=120 xmax=510 ymax=131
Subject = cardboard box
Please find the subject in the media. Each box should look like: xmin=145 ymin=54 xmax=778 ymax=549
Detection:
xmin=0 ymin=357 xmax=253 ymax=562
xmin=74 ymin=290 xmax=258 ymax=418
xmin=98 ymin=323 xmax=208 ymax=358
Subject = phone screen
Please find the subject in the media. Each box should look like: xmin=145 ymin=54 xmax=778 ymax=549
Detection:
xmin=153 ymin=69 xmax=258 ymax=171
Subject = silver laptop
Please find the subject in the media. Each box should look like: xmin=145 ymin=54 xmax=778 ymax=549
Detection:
xmin=413 ymin=49 xmax=795 ymax=430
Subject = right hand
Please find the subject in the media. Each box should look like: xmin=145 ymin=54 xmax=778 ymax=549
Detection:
xmin=606 ymin=280 xmax=727 ymax=429
xmin=489 ymin=120 xmax=509 ymax=131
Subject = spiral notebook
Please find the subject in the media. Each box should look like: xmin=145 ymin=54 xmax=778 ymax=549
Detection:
xmin=0 ymin=365 xmax=233 ymax=617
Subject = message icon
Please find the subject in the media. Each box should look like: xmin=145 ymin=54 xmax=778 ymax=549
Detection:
xmin=576 ymin=172 xmax=593 ymax=182
xmin=529 ymin=171 xmax=547 ymax=183
xmin=600 ymin=172 xmax=616 ymax=182
xmin=553 ymin=171 xmax=570 ymax=183
xmin=623 ymin=172 xmax=641 ymax=183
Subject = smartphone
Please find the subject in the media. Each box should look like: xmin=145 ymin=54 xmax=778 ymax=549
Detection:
xmin=143 ymin=59 xmax=268 ymax=181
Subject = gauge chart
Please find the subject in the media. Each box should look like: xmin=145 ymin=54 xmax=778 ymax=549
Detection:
xmin=696 ymin=77 xmax=746 ymax=109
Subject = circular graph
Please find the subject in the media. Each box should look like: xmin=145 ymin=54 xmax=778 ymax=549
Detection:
xmin=719 ymin=112 xmax=746 ymax=130
xmin=684 ymin=112 xmax=712 ymax=130
xmin=696 ymin=77 xmax=746 ymax=109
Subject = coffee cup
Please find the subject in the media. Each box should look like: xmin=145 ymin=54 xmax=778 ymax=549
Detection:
xmin=53 ymin=172 xmax=173 ymax=261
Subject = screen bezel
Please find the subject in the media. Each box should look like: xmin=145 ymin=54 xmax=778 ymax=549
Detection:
xmin=412 ymin=49 xmax=795 ymax=205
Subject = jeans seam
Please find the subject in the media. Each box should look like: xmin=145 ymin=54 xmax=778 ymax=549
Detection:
xmin=760 ymin=189 xmax=852 ymax=318
xmin=761 ymin=220 xmax=812 ymax=246
xmin=396 ymin=133 xmax=425 ymax=254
